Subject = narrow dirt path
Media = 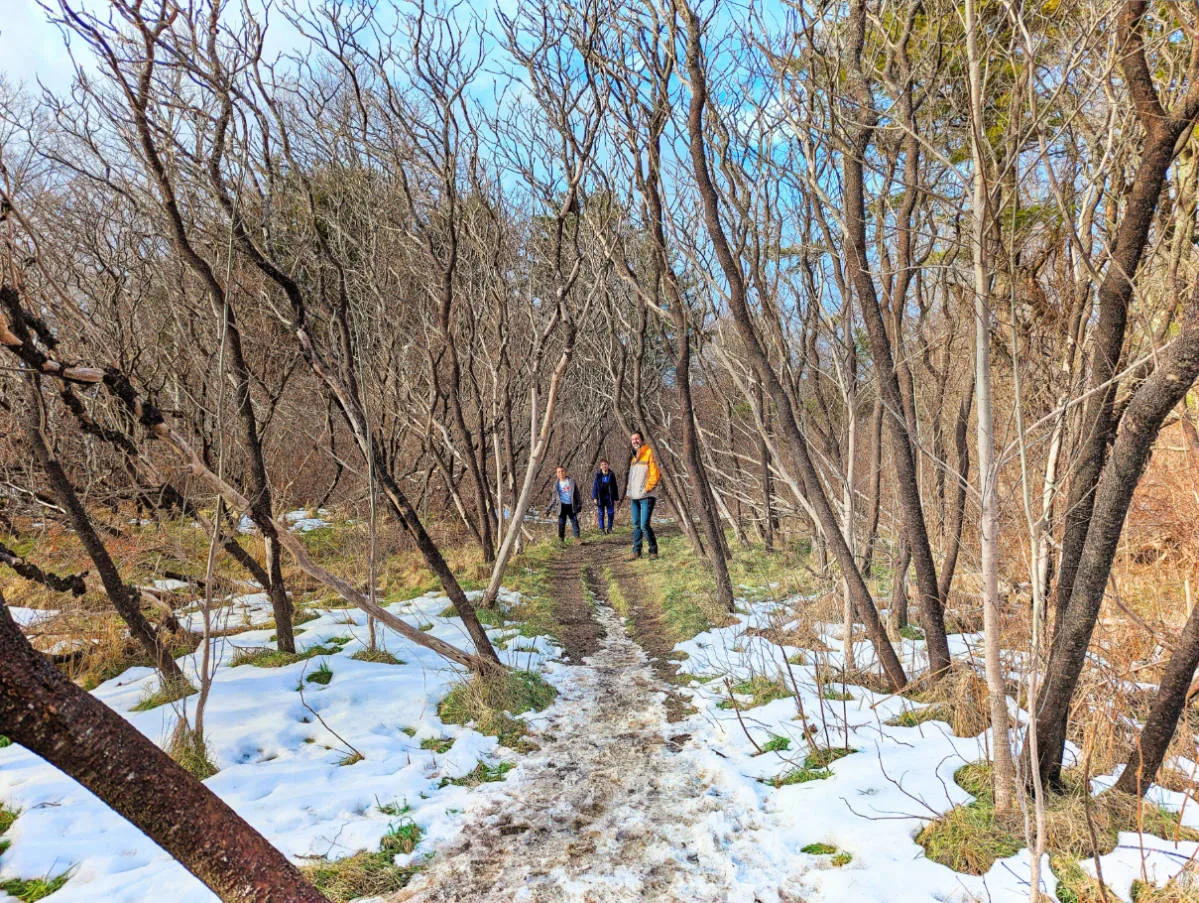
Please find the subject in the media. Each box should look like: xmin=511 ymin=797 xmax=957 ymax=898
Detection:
xmin=390 ymin=532 xmax=792 ymax=903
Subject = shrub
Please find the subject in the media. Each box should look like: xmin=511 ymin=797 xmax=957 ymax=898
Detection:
xmin=438 ymin=669 xmax=556 ymax=749
xmin=351 ymin=648 xmax=404 ymax=665
xmin=301 ymin=820 xmax=423 ymax=902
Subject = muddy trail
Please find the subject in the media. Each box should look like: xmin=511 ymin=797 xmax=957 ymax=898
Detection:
xmin=389 ymin=530 xmax=793 ymax=903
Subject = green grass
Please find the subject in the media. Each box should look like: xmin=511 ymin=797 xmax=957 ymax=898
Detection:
xmin=166 ymin=724 xmax=218 ymax=780
xmin=717 ymin=675 xmax=791 ymax=710
xmin=420 ymin=737 xmax=454 ymax=754
xmin=305 ymin=662 xmax=334 ymax=685
xmin=438 ymin=761 xmax=515 ymax=788
xmin=760 ymin=735 xmax=791 ymax=754
xmin=885 ymin=705 xmax=950 ymax=728
xmin=293 ymin=609 xmax=322 ymax=627
xmin=821 ymin=686 xmax=854 ymax=701
xmin=603 ymin=567 xmax=631 ymax=617
xmin=727 ymin=539 xmax=817 ymax=601
xmin=918 ymin=761 xmax=1199 ymax=881
xmin=351 ymin=648 xmax=404 ymax=665
xmin=898 ymin=624 xmax=925 ymax=641
xmin=379 ymin=818 xmax=422 ymax=855
xmin=0 ymin=874 xmax=70 ymax=902
xmin=831 ymin=852 xmax=852 ymax=867
xmin=302 ymin=820 xmax=422 ymax=902
xmin=771 ymin=765 xmax=832 ymax=787
xmin=131 ymin=679 xmax=196 ymax=712
xmin=438 ymin=669 xmax=557 ymax=749
xmin=229 ymin=643 xmax=340 ymax=668
xmin=769 ymin=745 xmax=855 ymax=786
xmin=804 ymin=747 xmax=855 ymax=768
xmin=376 ymin=798 xmax=411 ymax=817
xmin=0 ymin=736 xmax=10 ymax=748
xmin=0 ymin=805 xmax=16 ymax=857
xmin=636 ymin=533 xmax=723 ymax=642
xmin=498 ymin=542 xmax=560 ymax=640
xmin=801 ymin=842 xmax=837 ymax=855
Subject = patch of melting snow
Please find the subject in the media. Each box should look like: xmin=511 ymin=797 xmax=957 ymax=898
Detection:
xmin=284 ymin=509 xmax=332 ymax=533
xmin=7 ymin=607 xmax=60 ymax=628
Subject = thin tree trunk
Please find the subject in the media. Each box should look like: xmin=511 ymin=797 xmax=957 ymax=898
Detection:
xmin=965 ymin=0 xmax=1015 ymax=811
xmin=22 ymin=391 xmax=185 ymax=685
xmin=860 ymin=396 xmax=882 ymax=575
xmin=891 ymin=540 xmax=911 ymax=632
xmin=938 ymin=376 xmax=974 ymax=605
xmin=756 ymin=380 xmax=776 ymax=551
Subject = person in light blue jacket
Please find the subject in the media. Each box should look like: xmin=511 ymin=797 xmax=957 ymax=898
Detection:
xmin=548 ymin=465 xmax=582 ymax=543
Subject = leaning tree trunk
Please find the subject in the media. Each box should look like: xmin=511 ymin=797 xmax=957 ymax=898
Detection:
xmin=1030 ymin=294 xmax=1199 ymax=788
xmin=841 ymin=0 xmax=950 ymax=676
xmin=1112 ymin=592 xmax=1199 ymax=796
xmin=1052 ymin=1 xmax=1199 ymax=626
xmin=0 ymin=597 xmax=329 ymax=903
xmin=22 ymin=393 xmax=185 ymax=686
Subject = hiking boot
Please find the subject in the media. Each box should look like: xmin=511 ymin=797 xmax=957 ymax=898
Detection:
xmin=625 ymin=552 xmax=642 ymax=562
xmin=648 ymin=552 xmax=659 ymax=561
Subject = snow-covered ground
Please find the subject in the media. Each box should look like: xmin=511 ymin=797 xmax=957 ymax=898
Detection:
xmin=2 ymin=590 xmax=1196 ymax=902
xmin=0 ymin=590 xmax=557 ymax=902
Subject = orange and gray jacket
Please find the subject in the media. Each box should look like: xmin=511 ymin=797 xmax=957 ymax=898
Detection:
xmin=625 ymin=444 xmax=660 ymax=500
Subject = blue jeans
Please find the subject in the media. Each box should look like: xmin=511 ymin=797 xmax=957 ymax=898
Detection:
xmin=558 ymin=504 xmax=579 ymax=539
xmin=629 ymin=497 xmax=656 ymax=555
xmin=597 ymin=501 xmax=615 ymax=531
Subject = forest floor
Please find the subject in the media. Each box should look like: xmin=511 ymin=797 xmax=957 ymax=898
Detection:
xmin=4 ymin=520 xmax=1199 ymax=903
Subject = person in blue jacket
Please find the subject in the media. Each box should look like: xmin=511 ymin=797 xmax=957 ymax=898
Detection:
xmin=591 ymin=458 xmax=621 ymax=534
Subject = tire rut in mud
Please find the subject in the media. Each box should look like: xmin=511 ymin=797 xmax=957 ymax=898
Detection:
xmin=545 ymin=540 xmax=606 ymax=662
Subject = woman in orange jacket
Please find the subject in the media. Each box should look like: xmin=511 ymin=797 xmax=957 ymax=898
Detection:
xmin=624 ymin=431 xmax=660 ymax=560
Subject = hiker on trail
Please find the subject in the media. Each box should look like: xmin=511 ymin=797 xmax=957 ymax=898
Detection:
xmin=591 ymin=458 xmax=621 ymax=535
xmin=550 ymin=465 xmax=582 ymax=543
xmin=625 ymin=431 xmax=660 ymax=560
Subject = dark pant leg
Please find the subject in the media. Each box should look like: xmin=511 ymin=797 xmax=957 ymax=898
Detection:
xmin=602 ymin=502 xmax=615 ymax=531
xmin=643 ymin=497 xmax=657 ymax=554
xmin=558 ymin=503 xmax=569 ymax=540
xmin=630 ymin=498 xmax=645 ymax=553
xmin=568 ymin=510 xmax=580 ymax=537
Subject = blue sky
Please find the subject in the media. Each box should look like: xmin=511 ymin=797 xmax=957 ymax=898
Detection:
xmin=0 ymin=1 xmax=78 ymax=93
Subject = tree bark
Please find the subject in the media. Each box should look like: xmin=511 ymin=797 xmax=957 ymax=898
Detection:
xmin=1112 ymin=590 xmax=1199 ymax=796
xmin=0 ymin=597 xmax=329 ymax=903
xmin=1053 ymin=1 xmax=1199 ymax=626
xmin=1030 ymin=296 xmax=1199 ymax=787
